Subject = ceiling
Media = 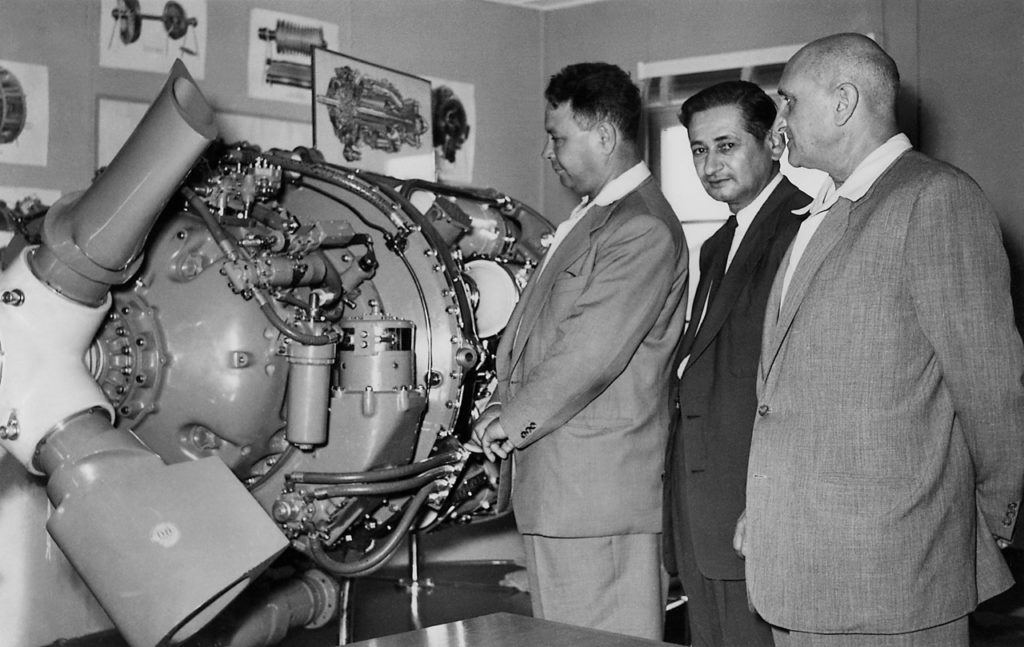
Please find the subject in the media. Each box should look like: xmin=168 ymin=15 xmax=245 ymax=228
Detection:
xmin=479 ymin=0 xmax=612 ymax=10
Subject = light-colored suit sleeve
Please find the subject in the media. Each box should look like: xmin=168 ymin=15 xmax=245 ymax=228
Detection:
xmin=501 ymin=213 xmax=678 ymax=448
xmin=904 ymin=172 xmax=1024 ymax=540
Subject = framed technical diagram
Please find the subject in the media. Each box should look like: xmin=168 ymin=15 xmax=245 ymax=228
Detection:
xmin=312 ymin=48 xmax=434 ymax=181
xmin=99 ymin=0 xmax=207 ymax=77
xmin=247 ymin=8 xmax=340 ymax=105
xmin=0 ymin=59 xmax=49 ymax=167
xmin=425 ymin=76 xmax=476 ymax=186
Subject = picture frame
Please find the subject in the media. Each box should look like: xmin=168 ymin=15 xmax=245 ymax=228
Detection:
xmin=311 ymin=47 xmax=434 ymax=180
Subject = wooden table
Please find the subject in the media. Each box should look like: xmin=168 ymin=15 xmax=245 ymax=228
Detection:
xmin=345 ymin=612 xmax=678 ymax=647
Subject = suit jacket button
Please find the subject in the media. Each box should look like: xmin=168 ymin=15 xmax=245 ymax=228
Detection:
xmin=757 ymin=404 xmax=770 ymax=416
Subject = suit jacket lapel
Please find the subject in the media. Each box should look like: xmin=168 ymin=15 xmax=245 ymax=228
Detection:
xmin=761 ymin=196 xmax=853 ymax=381
xmin=759 ymin=242 xmax=790 ymax=383
xmin=685 ymin=180 xmax=797 ymax=370
xmin=507 ymin=200 xmax=616 ymax=372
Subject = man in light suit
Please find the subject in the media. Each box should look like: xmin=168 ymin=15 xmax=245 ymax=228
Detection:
xmin=735 ymin=33 xmax=1024 ymax=646
xmin=664 ymin=80 xmax=810 ymax=647
xmin=468 ymin=62 xmax=688 ymax=640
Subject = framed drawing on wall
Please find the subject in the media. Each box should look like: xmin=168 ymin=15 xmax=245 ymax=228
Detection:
xmin=0 ymin=59 xmax=49 ymax=167
xmin=425 ymin=76 xmax=476 ymax=186
xmin=311 ymin=48 xmax=434 ymax=181
xmin=247 ymin=8 xmax=340 ymax=105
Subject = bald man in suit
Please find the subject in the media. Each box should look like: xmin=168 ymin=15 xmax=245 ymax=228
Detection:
xmin=664 ymin=80 xmax=810 ymax=647
xmin=469 ymin=62 xmax=688 ymax=640
xmin=736 ymin=33 xmax=1024 ymax=646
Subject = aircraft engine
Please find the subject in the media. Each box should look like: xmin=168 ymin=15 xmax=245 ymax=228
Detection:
xmin=0 ymin=59 xmax=551 ymax=647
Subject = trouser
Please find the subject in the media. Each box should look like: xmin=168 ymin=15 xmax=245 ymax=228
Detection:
xmin=522 ymin=532 xmax=667 ymax=641
xmin=676 ymin=527 xmax=772 ymax=647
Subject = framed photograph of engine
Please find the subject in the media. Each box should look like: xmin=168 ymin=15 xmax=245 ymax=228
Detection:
xmin=311 ymin=47 xmax=435 ymax=181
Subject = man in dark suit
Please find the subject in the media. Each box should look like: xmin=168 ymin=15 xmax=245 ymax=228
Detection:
xmin=664 ymin=81 xmax=810 ymax=647
xmin=468 ymin=62 xmax=688 ymax=640
xmin=737 ymin=33 xmax=1024 ymax=646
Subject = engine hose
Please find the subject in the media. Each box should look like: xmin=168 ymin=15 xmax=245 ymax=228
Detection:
xmin=314 ymin=248 xmax=344 ymax=308
xmin=245 ymin=443 xmax=297 ymax=491
xmin=258 ymin=152 xmax=404 ymax=227
xmin=181 ymin=185 xmax=240 ymax=261
xmin=184 ymin=185 xmax=340 ymax=346
xmin=310 ymin=465 xmax=453 ymax=499
xmin=307 ymin=482 xmax=438 ymax=577
xmin=256 ymin=288 xmax=340 ymax=346
xmin=287 ymin=448 xmax=464 ymax=485
xmin=247 ymin=152 xmax=439 ymax=380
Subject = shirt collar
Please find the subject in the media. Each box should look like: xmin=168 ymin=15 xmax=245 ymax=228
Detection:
xmin=796 ymin=133 xmax=912 ymax=216
xmin=735 ymin=172 xmax=783 ymax=230
xmin=574 ymin=162 xmax=651 ymax=214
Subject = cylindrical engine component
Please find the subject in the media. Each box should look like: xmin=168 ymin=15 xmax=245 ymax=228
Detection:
xmin=193 ymin=568 xmax=339 ymax=647
xmin=30 ymin=58 xmax=216 ymax=306
xmin=338 ymin=317 xmax=415 ymax=390
xmin=286 ymin=339 xmax=336 ymax=447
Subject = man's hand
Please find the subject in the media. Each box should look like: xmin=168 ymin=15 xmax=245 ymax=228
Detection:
xmin=733 ymin=509 xmax=748 ymax=559
xmin=734 ymin=509 xmax=759 ymax=614
xmin=465 ymin=404 xmax=513 ymax=462
xmin=474 ymin=402 xmax=502 ymax=435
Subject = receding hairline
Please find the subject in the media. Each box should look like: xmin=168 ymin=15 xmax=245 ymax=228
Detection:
xmin=789 ymin=33 xmax=899 ymax=108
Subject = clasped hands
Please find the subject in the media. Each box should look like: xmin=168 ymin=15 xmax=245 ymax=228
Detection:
xmin=465 ymin=403 xmax=514 ymax=462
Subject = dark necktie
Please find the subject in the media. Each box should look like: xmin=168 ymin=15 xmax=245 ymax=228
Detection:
xmin=678 ymin=215 xmax=737 ymax=358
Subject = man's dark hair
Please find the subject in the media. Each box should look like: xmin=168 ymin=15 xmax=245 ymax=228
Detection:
xmin=678 ymin=80 xmax=777 ymax=141
xmin=545 ymin=62 xmax=642 ymax=143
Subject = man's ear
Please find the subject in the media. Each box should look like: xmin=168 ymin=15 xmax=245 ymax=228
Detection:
xmin=766 ymin=129 xmax=786 ymax=161
xmin=834 ymin=82 xmax=858 ymax=127
xmin=595 ymin=121 xmax=618 ymax=155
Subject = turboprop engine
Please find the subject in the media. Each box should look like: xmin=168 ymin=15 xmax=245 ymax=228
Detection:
xmin=0 ymin=59 xmax=551 ymax=647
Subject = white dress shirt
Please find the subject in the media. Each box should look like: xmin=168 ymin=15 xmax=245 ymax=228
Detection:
xmin=779 ymin=134 xmax=913 ymax=305
xmin=725 ymin=172 xmax=783 ymax=273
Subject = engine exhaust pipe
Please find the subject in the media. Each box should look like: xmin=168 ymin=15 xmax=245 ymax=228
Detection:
xmin=29 ymin=58 xmax=217 ymax=306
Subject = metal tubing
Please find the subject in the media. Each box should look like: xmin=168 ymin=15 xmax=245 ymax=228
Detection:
xmin=310 ymin=465 xmax=452 ymax=498
xmin=286 ymin=448 xmax=463 ymax=484
xmin=307 ymin=482 xmax=438 ymax=577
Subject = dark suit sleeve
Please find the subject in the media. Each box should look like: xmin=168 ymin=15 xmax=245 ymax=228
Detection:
xmin=904 ymin=172 xmax=1024 ymax=540
xmin=501 ymin=212 xmax=681 ymax=448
